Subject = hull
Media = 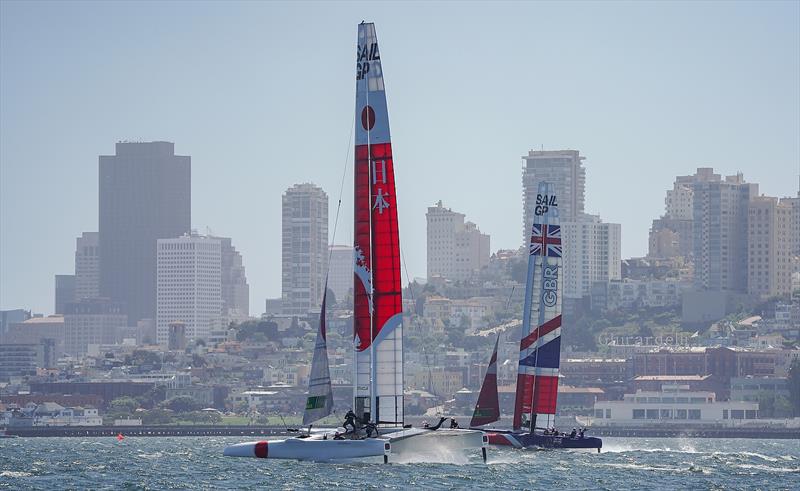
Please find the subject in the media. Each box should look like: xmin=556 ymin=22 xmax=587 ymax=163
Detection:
xmin=486 ymin=431 xmax=602 ymax=451
xmin=223 ymin=427 xmax=487 ymax=463
xmin=223 ymin=436 xmax=389 ymax=462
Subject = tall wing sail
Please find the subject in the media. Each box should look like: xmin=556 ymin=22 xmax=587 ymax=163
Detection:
xmin=513 ymin=181 xmax=562 ymax=431
xmin=303 ymin=288 xmax=333 ymax=425
xmin=353 ymin=22 xmax=403 ymax=427
xmin=470 ymin=335 xmax=500 ymax=427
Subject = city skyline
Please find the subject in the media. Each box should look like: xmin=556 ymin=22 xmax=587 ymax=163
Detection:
xmin=2 ymin=1 xmax=799 ymax=314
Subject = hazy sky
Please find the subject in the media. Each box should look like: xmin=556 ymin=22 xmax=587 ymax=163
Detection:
xmin=1 ymin=1 xmax=798 ymax=315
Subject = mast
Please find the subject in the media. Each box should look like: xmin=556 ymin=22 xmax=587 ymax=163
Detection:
xmin=513 ymin=181 xmax=563 ymax=433
xmin=353 ymin=22 xmax=403 ymax=427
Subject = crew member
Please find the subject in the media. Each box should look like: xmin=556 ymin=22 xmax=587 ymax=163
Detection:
xmin=343 ymin=409 xmax=357 ymax=433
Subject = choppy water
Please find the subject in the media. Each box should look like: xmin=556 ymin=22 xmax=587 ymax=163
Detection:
xmin=0 ymin=436 xmax=798 ymax=490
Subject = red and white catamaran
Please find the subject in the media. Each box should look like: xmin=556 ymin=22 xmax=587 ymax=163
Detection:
xmin=224 ymin=21 xmax=487 ymax=463
xmin=470 ymin=182 xmax=602 ymax=452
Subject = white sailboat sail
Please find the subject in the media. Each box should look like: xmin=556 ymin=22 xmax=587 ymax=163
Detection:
xmin=303 ymin=287 xmax=333 ymax=425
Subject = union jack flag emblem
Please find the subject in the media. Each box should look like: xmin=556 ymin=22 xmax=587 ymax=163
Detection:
xmin=530 ymin=224 xmax=562 ymax=257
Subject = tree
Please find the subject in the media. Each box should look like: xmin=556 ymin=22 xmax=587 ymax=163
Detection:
xmin=109 ymin=396 xmax=139 ymax=415
xmin=788 ymin=358 xmax=800 ymax=417
xmin=161 ymin=395 xmax=201 ymax=413
xmin=142 ymin=408 xmax=174 ymax=425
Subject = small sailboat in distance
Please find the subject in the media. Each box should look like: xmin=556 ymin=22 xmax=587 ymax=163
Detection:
xmin=471 ymin=182 xmax=602 ymax=452
xmin=224 ymin=21 xmax=487 ymax=463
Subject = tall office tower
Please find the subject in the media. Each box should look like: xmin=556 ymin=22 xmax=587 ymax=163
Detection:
xmin=426 ymin=200 xmax=490 ymax=281
xmin=218 ymin=237 xmax=249 ymax=322
xmin=99 ymin=141 xmax=191 ymax=325
xmin=54 ymin=275 xmax=76 ymax=314
xmin=648 ymin=168 xmax=721 ymax=259
xmin=562 ymin=216 xmax=622 ymax=299
xmin=64 ymin=299 xmax=127 ymax=356
xmin=328 ymin=245 xmax=353 ymax=302
xmin=156 ymin=234 xmax=222 ymax=345
xmin=692 ymin=173 xmax=758 ymax=292
xmin=747 ymin=197 xmax=794 ymax=298
xmin=522 ymin=149 xmax=585 ymax=243
xmin=281 ymin=183 xmax=328 ymax=315
xmin=75 ymin=232 xmax=100 ymax=301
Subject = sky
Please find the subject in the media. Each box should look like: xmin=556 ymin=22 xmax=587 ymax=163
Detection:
xmin=1 ymin=0 xmax=798 ymax=315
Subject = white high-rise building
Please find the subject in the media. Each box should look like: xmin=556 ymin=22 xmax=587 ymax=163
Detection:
xmin=747 ymin=196 xmax=795 ymax=298
xmin=562 ymin=216 xmax=622 ymax=299
xmin=328 ymin=245 xmax=353 ymax=303
xmin=692 ymin=173 xmax=758 ymax=293
xmin=75 ymin=232 xmax=99 ymax=301
xmin=522 ymin=150 xmax=585 ymax=243
xmin=156 ymin=234 xmax=222 ymax=344
xmin=426 ymin=201 xmax=490 ymax=281
xmin=281 ymin=183 xmax=328 ymax=316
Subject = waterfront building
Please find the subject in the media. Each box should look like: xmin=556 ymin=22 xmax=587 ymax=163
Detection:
xmin=426 ymin=201 xmax=490 ymax=281
xmin=747 ymin=196 xmax=795 ymax=298
xmin=328 ymin=245 xmax=353 ymax=302
xmin=692 ymin=173 xmax=758 ymax=292
xmin=521 ymin=149 xmax=585 ymax=243
xmin=592 ymin=384 xmax=759 ymax=426
xmin=54 ymin=275 xmax=76 ymax=314
xmin=156 ymin=234 xmax=222 ymax=344
xmin=99 ymin=141 xmax=191 ymax=324
xmin=64 ymin=299 xmax=127 ymax=356
xmin=281 ymin=183 xmax=328 ymax=316
xmin=562 ymin=215 xmax=621 ymax=299
xmin=75 ymin=232 xmax=100 ymax=301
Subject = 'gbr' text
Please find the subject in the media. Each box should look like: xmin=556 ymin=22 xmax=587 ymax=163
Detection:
xmin=356 ymin=43 xmax=380 ymax=80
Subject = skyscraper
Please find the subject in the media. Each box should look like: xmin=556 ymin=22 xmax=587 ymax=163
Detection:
xmin=281 ymin=183 xmax=328 ymax=316
xmin=426 ymin=200 xmax=490 ymax=281
xmin=156 ymin=234 xmax=222 ymax=344
xmin=99 ymin=142 xmax=191 ymax=324
xmin=328 ymin=245 xmax=353 ymax=302
xmin=648 ymin=168 xmax=720 ymax=259
xmin=64 ymin=299 xmax=127 ymax=356
xmin=75 ymin=232 xmax=99 ymax=301
xmin=692 ymin=173 xmax=757 ymax=292
xmin=562 ymin=216 xmax=622 ymax=299
xmin=218 ymin=237 xmax=249 ymax=322
xmin=522 ymin=149 xmax=585 ymax=243
xmin=747 ymin=196 xmax=794 ymax=298
xmin=54 ymin=274 xmax=75 ymax=314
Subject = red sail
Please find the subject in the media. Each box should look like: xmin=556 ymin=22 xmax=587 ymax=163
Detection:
xmin=470 ymin=335 xmax=500 ymax=427
xmin=353 ymin=22 xmax=403 ymax=426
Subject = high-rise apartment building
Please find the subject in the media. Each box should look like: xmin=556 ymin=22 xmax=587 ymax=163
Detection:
xmin=562 ymin=216 xmax=622 ymax=299
xmin=218 ymin=237 xmax=249 ymax=322
xmin=747 ymin=197 xmax=794 ymax=298
xmin=54 ymin=275 xmax=76 ymax=314
xmin=75 ymin=232 xmax=100 ymax=301
xmin=692 ymin=173 xmax=758 ymax=292
xmin=648 ymin=168 xmax=721 ymax=259
xmin=156 ymin=234 xmax=222 ymax=344
xmin=426 ymin=201 xmax=490 ymax=281
xmin=281 ymin=184 xmax=328 ymax=315
xmin=64 ymin=299 xmax=127 ymax=356
xmin=522 ymin=150 xmax=585 ymax=243
xmin=328 ymin=245 xmax=353 ymax=303
xmin=99 ymin=141 xmax=191 ymax=325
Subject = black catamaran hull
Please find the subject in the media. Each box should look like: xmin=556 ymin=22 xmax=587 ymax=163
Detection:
xmin=486 ymin=431 xmax=602 ymax=452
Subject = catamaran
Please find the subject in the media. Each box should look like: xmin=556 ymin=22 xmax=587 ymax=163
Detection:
xmin=470 ymin=182 xmax=602 ymax=452
xmin=224 ymin=21 xmax=487 ymax=463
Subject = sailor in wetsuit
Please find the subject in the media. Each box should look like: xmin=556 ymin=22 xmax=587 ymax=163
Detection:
xmin=569 ymin=428 xmax=577 ymax=439
xmin=450 ymin=418 xmax=459 ymax=429
xmin=343 ymin=409 xmax=357 ymax=433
